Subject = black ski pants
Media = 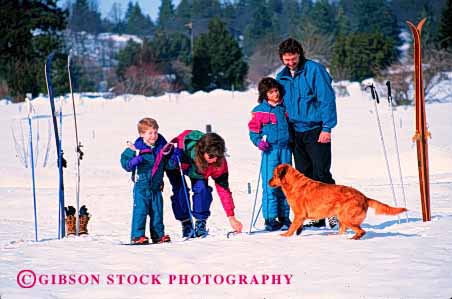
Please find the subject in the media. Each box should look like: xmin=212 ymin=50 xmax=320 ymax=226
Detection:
xmin=292 ymin=127 xmax=335 ymax=184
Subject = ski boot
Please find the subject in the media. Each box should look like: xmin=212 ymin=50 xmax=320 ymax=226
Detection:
xmin=152 ymin=235 xmax=171 ymax=244
xmin=64 ymin=206 xmax=76 ymax=236
xmin=194 ymin=219 xmax=208 ymax=237
xmin=264 ymin=218 xmax=283 ymax=232
xmin=131 ymin=236 xmax=149 ymax=245
xmin=181 ymin=219 xmax=195 ymax=238
xmin=78 ymin=205 xmax=90 ymax=235
xmin=278 ymin=217 xmax=292 ymax=231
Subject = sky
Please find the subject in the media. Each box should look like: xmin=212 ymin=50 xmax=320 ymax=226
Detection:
xmin=97 ymin=0 xmax=182 ymax=22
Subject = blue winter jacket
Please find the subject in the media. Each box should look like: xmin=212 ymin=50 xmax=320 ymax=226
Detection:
xmin=276 ymin=59 xmax=337 ymax=133
xmin=248 ymin=100 xmax=290 ymax=149
xmin=120 ymin=134 xmax=169 ymax=191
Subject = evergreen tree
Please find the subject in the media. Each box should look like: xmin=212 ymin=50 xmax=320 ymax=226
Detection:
xmin=308 ymin=0 xmax=337 ymax=36
xmin=158 ymin=0 xmax=175 ymax=31
xmin=437 ymin=0 xmax=452 ymax=51
xmin=416 ymin=3 xmax=439 ymax=50
xmin=0 ymin=0 xmax=67 ymax=101
xmin=331 ymin=32 xmax=397 ymax=81
xmin=125 ymin=2 xmax=154 ymax=36
xmin=69 ymin=0 xmax=103 ymax=34
xmin=116 ymin=39 xmax=142 ymax=80
xmin=107 ymin=2 xmax=126 ymax=34
xmin=335 ymin=3 xmax=351 ymax=37
xmin=175 ymin=0 xmax=192 ymax=25
xmin=192 ymin=17 xmax=248 ymax=91
xmin=191 ymin=0 xmax=221 ymax=19
xmin=349 ymin=0 xmax=400 ymax=45
xmin=243 ymin=2 xmax=273 ymax=54
xmin=280 ymin=0 xmax=301 ymax=36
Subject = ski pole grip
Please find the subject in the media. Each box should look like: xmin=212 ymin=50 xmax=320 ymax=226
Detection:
xmin=386 ymin=81 xmax=392 ymax=97
xmin=386 ymin=81 xmax=392 ymax=104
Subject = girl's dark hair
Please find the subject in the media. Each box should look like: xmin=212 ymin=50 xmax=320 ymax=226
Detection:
xmin=278 ymin=37 xmax=306 ymax=62
xmin=195 ymin=133 xmax=226 ymax=172
xmin=257 ymin=77 xmax=285 ymax=103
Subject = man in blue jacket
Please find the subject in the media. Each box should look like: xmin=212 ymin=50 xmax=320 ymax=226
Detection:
xmin=276 ymin=38 xmax=337 ymax=228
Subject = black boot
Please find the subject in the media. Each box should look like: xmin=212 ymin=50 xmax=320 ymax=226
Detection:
xmin=181 ymin=219 xmax=194 ymax=238
xmin=264 ymin=219 xmax=283 ymax=231
xmin=195 ymin=219 xmax=208 ymax=237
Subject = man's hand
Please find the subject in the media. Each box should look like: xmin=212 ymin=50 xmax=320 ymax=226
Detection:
xmin=318 ymin=131 xmax=331 ymax=143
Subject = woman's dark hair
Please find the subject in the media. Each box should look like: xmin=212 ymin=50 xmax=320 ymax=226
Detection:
xmin=257 ymin=77 xmax=285 ymax=103
xmin=195 ymin=133 xmax=226 ymax=172
xmin=278 ymin=37 xmax=306 ymax=62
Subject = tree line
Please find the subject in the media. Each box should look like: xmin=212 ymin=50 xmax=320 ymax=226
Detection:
xmin=0 ymin=0 xmax=451 ymax=102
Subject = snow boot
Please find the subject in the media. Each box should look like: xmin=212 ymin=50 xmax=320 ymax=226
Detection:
xmin=152 ymin=235 xmax=171 ymax=244
xmin=64 ymin=206 xmax=76 ymax=236
xmin=78 ymin=205 xmax=90 ymax=235
xmin=131 ymin=236 xmax=149 ymax=245
xmin=194 ymin=219 xmax=208 ymax=237
xmin=181 ymin=219 xmax=194 ymax=238
xmin=264 ymin=218 xmax=283 ymax=231
xmin=278 ymin=217 xmax=292 ymax=231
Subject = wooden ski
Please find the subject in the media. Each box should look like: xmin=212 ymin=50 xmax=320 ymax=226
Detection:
xmin=406 ymin=18 xmax=431 ymax=222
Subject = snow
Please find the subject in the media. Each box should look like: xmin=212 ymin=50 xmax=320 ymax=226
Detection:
xmin=1 ymin=85 xmax=452 ymax=299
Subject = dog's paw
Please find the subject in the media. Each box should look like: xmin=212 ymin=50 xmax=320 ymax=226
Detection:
xmin=280 ymin=232 xmax=291 ymax=237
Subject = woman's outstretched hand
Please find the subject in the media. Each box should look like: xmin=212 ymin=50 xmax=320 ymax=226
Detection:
xmin=228 ymin=216 xmax=243 ymax=233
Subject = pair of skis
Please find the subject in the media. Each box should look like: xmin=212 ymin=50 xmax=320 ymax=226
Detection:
xmin=44 ymin=51 xmax=84 ymax=239
xmin=406 ymin=19 xmax=431 ymax=222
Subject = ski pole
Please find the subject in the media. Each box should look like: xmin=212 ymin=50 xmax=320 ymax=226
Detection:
xmin=386 ymin=81 xmax=409 ymax=223
xmin=367 ymin=84 xmax=400 ymax=223
xmin=248 ymin=135 xmax=266 ymax=233
xmin=26 ymin=98 xmax=39 ymax=242
xmin=174 ymin=143 xmax=196 ymax=238
xmin=68 ymin=50 xmax=84 ymax=235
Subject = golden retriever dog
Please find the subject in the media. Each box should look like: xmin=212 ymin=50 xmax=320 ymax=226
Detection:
xmin=269 ymin=164 xmax=407 ymax=240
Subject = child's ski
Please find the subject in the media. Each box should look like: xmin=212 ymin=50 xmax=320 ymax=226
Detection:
xmin=45 ymin=52 xmax=67 ymax=238
xmin=406 ymin=18 xmax=431 ymax=222
xmin=68 ymin=50 xmax=84 ymax=235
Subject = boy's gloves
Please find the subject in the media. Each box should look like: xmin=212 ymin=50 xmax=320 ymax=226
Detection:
xmin=127 ymin=155 xmax=143 ymax=170
xmin=257 ymin=140 xmax=270 ymax=152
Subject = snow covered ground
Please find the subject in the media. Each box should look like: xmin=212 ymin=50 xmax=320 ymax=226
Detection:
xmin=1 ymin=84 xmax=451 ymax=299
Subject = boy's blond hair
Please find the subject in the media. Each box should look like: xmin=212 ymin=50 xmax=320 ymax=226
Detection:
xmin=137 ymin=117 xmax=159 ymax=133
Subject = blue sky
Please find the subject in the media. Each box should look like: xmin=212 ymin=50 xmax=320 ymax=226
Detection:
xmin=97 ymin=0 xmax=181 ymax=22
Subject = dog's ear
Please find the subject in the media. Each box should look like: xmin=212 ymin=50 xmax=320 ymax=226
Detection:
xmin=277 ymin=164 xmax=288 ymax=179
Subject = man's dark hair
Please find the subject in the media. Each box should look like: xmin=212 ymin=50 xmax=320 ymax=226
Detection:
xmin=278 ymin=38 xmax=305 ymax=61
xmin=257 ymin=77 xmax=285 ymax=103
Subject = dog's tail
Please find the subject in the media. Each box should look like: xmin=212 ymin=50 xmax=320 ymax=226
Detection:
xmin=367 ymin=198 xmax=407 ymax=215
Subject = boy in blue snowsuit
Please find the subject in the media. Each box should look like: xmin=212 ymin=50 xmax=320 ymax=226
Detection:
xmin=120 ymin=118 xmax=174 ymax=245
xmin=248 ymin=77 xmax=292 ymax=231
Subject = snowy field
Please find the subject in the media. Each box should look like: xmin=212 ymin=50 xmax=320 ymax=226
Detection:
xmin=1 ymin=84 xmax=451 ymax=299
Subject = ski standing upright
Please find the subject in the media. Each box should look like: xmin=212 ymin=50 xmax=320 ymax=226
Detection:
xmin=406 ymin=18 xmax=431 ymax=222
xmin=45 ymin=52 xmax=67 ymax=238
